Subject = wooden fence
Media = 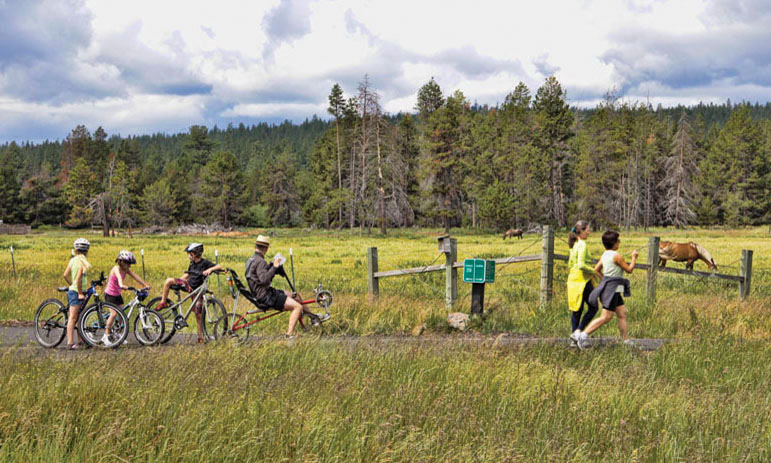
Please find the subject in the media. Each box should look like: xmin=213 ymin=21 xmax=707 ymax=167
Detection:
xmin=366 ymin=226 xmax=755 ymax=310
xmin=0 ymin=224 xmax=31 ymax=235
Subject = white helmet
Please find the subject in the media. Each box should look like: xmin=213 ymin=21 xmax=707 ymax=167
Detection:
xmin=73 ymin=238 xmax=90 ymax=252
xmin=117 ymin=250 xmax=137 ymax=264
xmin=185 ymin=242 xmax=204 ymax=256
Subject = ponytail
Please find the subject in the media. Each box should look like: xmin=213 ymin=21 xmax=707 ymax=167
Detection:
xmin=567 ymin=220 xmax=589 ymax=249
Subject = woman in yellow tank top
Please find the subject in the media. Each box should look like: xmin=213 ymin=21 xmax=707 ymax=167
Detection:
xmin=566 ymin=221 xmax=600 ymax=346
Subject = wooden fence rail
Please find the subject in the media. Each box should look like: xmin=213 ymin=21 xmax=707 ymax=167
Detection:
xmin=367 ymin=231 xmax=754 ymax=312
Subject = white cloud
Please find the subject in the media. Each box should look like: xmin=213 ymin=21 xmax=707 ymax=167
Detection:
xmin=2 ymin=0 xmax=771 ymax=142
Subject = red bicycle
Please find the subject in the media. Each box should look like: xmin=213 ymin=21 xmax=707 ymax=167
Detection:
xmin=216 ymin=269 xmax=333 ymax=342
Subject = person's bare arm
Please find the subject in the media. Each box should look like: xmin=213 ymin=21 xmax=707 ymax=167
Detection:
xmin=614 ymin=250 xmax=639 ymax=273
xmin=63 ymin=263 xmax=72 ymax=285
xmin=75 ymin=266 xmax=85 ymax=299
xmin=202 ymin=264 xmax=223 ymax=276
xmin=126 ymin=268 xmax=149 ymax=288
xmin=594 ymin=260 xmax=603 ymax=279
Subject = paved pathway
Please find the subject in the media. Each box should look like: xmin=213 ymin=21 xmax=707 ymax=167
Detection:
xmin=0 ymin=325 xmax=668 ymax=352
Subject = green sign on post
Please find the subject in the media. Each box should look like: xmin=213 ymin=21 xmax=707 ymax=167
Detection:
xmin=463 ymin=259 xmax=495 ymax=284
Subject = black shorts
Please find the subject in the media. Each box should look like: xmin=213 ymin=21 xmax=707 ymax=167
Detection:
xmin=258 ymin=288 xmax=288 ymax=311
xmin=605 ymin=293 xmax=625 ymax=311
xmin=104 ymin=294 xmax=125 ymax=307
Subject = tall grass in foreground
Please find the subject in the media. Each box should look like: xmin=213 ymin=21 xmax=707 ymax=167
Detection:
xmin=2 ymin=338 xmax=770 ymax=462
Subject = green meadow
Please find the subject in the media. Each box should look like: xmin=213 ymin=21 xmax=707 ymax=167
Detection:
xmin=1 ymin=228 xmax=770 ymax=461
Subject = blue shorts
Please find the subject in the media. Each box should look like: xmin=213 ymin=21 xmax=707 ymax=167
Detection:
xmin=67 ymin=290 xmax=85 ymax=308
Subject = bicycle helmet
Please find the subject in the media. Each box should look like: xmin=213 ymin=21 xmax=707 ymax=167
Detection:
xmin=185 ymin=242 xmax=204 ymax=256
xmin=117 ymin=250 xmax=137 ymax=264
xmin=73 ymin=238 xmax=90 ymax=252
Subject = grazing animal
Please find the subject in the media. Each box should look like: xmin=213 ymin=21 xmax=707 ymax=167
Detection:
xmin=658 ymin=241 xmax=717 ymax=271
xmin=503 ymin=228 xmax=523 ymax=240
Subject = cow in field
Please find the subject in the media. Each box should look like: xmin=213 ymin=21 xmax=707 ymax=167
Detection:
xmin=503 ymin=228 xmax=523 ymax=240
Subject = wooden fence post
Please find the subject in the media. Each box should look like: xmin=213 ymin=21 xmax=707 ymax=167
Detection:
xmin=445 ymin=238 xmax=457 ymax=309
xmin=540 ymin=226 xmax=554 ymax=309
xmin=646 ymin=236 xmax=660 ymax=304
xmin=740 ymin=249 xmax=753 ymax=300
xmin=367 ymin=247 xmax=379 ymax=300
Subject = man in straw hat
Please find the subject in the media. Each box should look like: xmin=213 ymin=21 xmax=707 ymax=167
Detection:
xmin=246 ymin=235 xmax=329 ymax=339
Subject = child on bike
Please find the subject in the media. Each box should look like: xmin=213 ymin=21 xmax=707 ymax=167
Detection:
xmin=577 ymin=230 xmax=638 ymax=348
xmin=62 ymin=238 xmax=91 ymax=350
xmin=156 ymin=243 xmax=222 ymax=343
xmin=245 ymin=235 xmax=329 ymax=339
xmin=102 ymin=250 xmax=151 ymax=346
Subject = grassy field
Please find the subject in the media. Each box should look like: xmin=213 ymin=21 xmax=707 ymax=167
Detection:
xmin=2 ymin=338 xmax=771 ymax=462
xmin=1 ymin=227 xmax=770 ymax=461
xmin=1 ymin=227 xmax=769 ymax=338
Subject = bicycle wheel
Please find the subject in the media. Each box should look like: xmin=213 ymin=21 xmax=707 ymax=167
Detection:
xmin=33 ymin=299 xmax=67 ymax=348
xmin=218 ymin=312 xmax=250 ymax=343
xmin=133 ymin=307 xmax=165 ymax=346
xmin=201 ymin=296 xmax=227 ymax=342
xmin=78 ymin=302 xmax=128 ymax=349
xmin=147 ymin=296 xmax=177 ymax=344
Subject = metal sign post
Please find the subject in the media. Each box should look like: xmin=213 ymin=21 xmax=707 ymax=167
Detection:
xmin=10 ymin=246 xmax=16 ymax=279
xmin=141 ymin=249 xmax=146 ymax=280
xmin=215 ymin=249 xmax=220 ymax=293
xmin=289 ymin=248 xmax=296 ymax=291
xmin=463 ymin=258 xmax=495 ymax=314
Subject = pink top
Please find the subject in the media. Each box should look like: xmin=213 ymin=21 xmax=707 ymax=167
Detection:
xmin=105 ymin=268 xmax=126 ymax=297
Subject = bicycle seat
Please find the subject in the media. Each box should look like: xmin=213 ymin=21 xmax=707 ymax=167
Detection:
xmin=228 ymin=269 xmax=276 ymax=312
xmin=57 ymin=287 xmax=69 ymax=292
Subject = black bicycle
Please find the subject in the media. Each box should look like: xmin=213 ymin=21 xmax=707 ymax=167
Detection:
xmin=34 ymin=272 xmax=129 ymax=349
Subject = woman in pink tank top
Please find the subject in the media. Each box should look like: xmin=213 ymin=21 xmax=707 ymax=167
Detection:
xmin=101 ymin=250 xmax=151 ymax=345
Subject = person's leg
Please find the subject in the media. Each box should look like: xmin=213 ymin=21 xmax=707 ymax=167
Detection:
xmin=160 ymin=278 xmax=175 ymax=305
xmin=577 ymin=282 xmax=596 ymax=331
xmin=571 ymin=309 xmax=583 ymax=332
xmin=583 ymin=309 xmax=614 ymax=336
xmin=616 ymin=305 xmax=628 ymax=340
xmin=66 ymin=305 xmax=80 ymax=346
xmin=284 ymin=297 xmax=304 ymax=336
xmin=194 ymin=306 xmax=204 ymax=342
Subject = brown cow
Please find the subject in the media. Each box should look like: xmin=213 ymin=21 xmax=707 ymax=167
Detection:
xmin=503 ymin=228 xmax=523 ymax=240
xmin=659 ymin=241 xmax=717 ymax=271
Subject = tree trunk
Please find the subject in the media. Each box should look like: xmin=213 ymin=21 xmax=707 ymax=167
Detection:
xmin=376 ymin=119 xmax=386 ymax=235
xmin=335 ymin=118 xmax=343 ymax=226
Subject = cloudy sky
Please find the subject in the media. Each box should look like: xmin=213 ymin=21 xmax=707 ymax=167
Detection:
xmin=1 ymin=0 xmax=771 ymax=143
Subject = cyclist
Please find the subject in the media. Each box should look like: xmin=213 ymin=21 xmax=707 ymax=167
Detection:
xmin=102 ymin=250 xmax=151 ymax=346
xmin=156 ymin=243 xmax=223 ymax=343
xmin=245 ymin=235 xmax=329 ymax=339
xmin=62 ymin=238 xmax=91 ymax=350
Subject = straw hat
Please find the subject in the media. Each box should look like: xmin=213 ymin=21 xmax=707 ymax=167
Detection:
xmin=255 ymin=235 xmax=271 ymax=247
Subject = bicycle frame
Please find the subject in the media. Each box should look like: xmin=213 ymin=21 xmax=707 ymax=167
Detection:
xmin=166 ymin=274 xmax=218 ymax=329
xmin=122 ymin=288 xmax=152 ymax=330
xmin=225 ymin=280 xmax=324 ymax=334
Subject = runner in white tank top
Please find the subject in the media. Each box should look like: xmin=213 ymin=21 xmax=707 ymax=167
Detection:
xmin=579 ymin=230 xmax=638 ymax=347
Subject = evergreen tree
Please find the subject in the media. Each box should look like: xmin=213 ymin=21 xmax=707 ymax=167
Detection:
xmin=700 ymin=106 xmax=764 ymax=224
xmin=415 ymin=77 xmax=444 ymax=117
xmin=140 ymin=180 xmax=177 ymax=226
xmin=64 ymin=158 xmax=99 ymax=227
xmin=421 ymin=90 xmax=468 ymax=232
xmin=199 ymin=150 xmax=245 ymax=227
xmin=328 ymin=83 xmax=346 ymax=224
xmin=660 ymin=112 xmax=699 ymax=228
xmin=533 ymin=76 xmax=574 ymax=226
xmin=20 ymin=173 xmax=68 ymax=226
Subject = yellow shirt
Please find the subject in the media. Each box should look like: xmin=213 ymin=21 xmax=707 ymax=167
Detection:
xmin=67 ymin=255 xmax=91 ymax=293
xmin=566 ymin=240 xmax=595 ymax=312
